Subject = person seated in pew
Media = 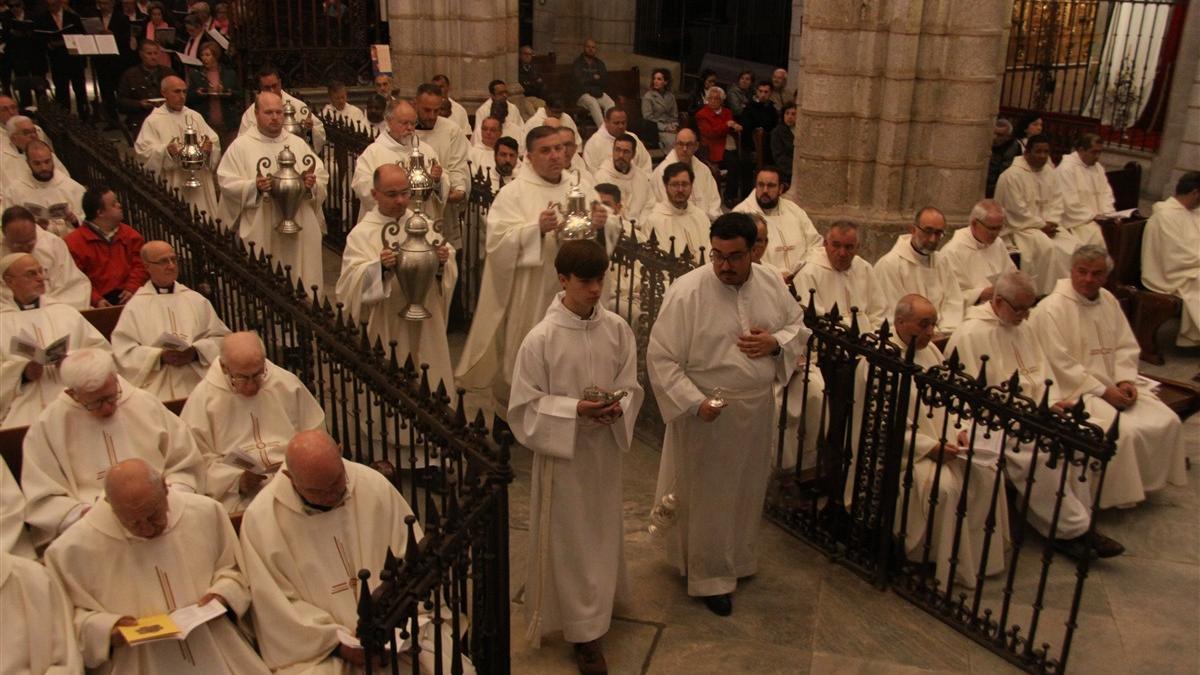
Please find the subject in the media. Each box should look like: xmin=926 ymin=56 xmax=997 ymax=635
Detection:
xmin=0 ymin=253 xmax=110 ymax=430
xmin=64 ymin=185 xmax=149 ymax=308
xmin=1 ymin=550 xmax=83 ymax=673
xmin=641 ymin=162 xmax=711 ymax=255
xmin=1 ymin=205 xmax=91 ymax=309
xmin=994 ymin=134 xmax=1081 ymax=296
xmin=1 ymin=461 xmax=36 ymax=559
xmin=2 ymin=140 xmax=84 ymax=239
xmin=44 ymin=459 xmax=270 ymax=675
xmin=111 ymin=241 xmax=229 ymax=401
xmin=240 ymin=430 xmax=474 ymax=674
xmin=650 ymin=128 xmax=722 ymax=222
xmin=945 ymin=271 xmax=1125 ymax=558
xmin=21 ymin=348 xmax=203 ymax=546
xmin=939 ymin=199 xmax=1017 ymax=306
xmin=873 ymin=206 xmax=965 ymax=334
xmin=732 ymin=166 xmax=822 ymax=280
xmin=582 ymin=107 xmax=651 ymax=174
xmin=592 ymin=133 xmax=656 ymax=226
xmin=1141 ymin=171 xmax=1200 ymax=348
xmin=1 ymin=115 xmax=65 ymax=189
xmin=1029 ymin=245 xmax=1187 ymax=508
xmin=1056 ymin=133 xmax=1115 ymax=248
xmin=180 ymin=331 xmax=324 ymax=516
xmin=792 ymin=219 xmax=886 ymax=333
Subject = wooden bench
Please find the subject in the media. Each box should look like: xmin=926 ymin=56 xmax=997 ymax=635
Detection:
xmin=1101 ymin=218 xmax=1183 ymax=366
xmin=82 ymin=305 xmax=124 ymax=342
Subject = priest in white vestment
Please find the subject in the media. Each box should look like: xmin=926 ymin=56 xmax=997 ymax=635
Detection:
xmin=0 ymin=254 xmax=110 ymax=429
xmin=431 ymin=74 xmax=473 ymax=138
xmin=470 ymin=136 xmax=522 ymax=195
xmin=181 ymin=332 xmax=325 ymax=515
xmin=510 ymin=241 xmax=643 ymax=669
xmin=1 ymin=206 xmax=91 ymax=309
xmin=217 ymin=92 xmax=328 ymax=293
xmin=241 ymin=430 xmax=470 ymax=675
xmin=650 ymin=129 xmax=721 ymax=221
xmin=336 ymin=165 xmax=457 ymax=392
xmin=1030 ymin=246 xmax=1187 ymax=502
xmin=850 ymin=295 xmax=1008 ymax=589
xmin=732 ymin=167 xmax=821 ymax=278
xmin=582 ymin=108 xmax=651 ymax=174
xmin=592 ymin=134 xmax=656 ymax=226
xmin=413 ymin=85 xmax=471 ymax=247
xmin=1 ymin=551 xmax=83 ymax=674
xmin=44 ymin=459 xmax=271 ymax=675
xmin=792 ymin=220 xmax=886 ymax=333
xmin=1055 ymin=134 xmax=1114 ymax=247
xmin=456 ymin=126 xmax=614 ymax=408
xmin=1 ymin=116 xmax=67 ymax=193
xmin=945 ymin=272 xmax=1125 ymax=558
xmin=1141 ymin=172 xmax=1200 ymax=347
xmin=939 ymin=199 xmax=1017 ymax=306
xmin=322 ymin=81 xmax=369 ymax=128
xmin=1 ymin=461 xmax=35 ymax=558
xmin=133 ymin=76 xmax=222 ymax=222
xmin=472 ymin=81 xmax=525 ymax=151
xmin=641 ymin=162 xmax=711 ymax=255
xmin=111 ymin=241 xmax=229 ymax=401
xmin=2 ymin=141 xmax=85 ymax=237
xmin=238 ymin=68 xmax=326 ymax=153
xmin=994 ymin=135 xmax=1081 ymax=295
xmin=467 ymin=117 xmax=503 ymax=181
xmin=351 ymin=99 xmax=447 ymax=215
xmin=649 ymin=213 xmax=809 ymax=614
xmin=21 ymin=349 xmax=204 ymax=545
xmin=874 ymin=207 xmax=965 ymax=334
xmin=521 ymin=103 xmax=581 ymax=149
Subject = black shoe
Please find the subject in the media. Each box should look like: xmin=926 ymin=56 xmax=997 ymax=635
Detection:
xmin=1089 ymin=531 xmax=1126 ymax=558
xmin=701 ymin=593 xmax=732 ymax=616
xmin=1051 ymin=535 xmax=1096 ymax=561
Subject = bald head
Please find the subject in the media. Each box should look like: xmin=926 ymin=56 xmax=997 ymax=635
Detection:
xmin=2 ymin=216 xmax=38 ymax=253
xmin=221 ymin=331 xmax=264 ymax=366
xmin=160 ymin=75 xmax=186 ymax=95
xmin=106 ymin=459 xmax=170 ymax=538
xmin=141 ymin=240 xmax=173 ymax=262
xmin=674 ymin=128 xmax=698 ymax=162
xmin=284 ymin=430 xmax=347 ymax=508
xmin=254 ymin=91 xmax=284 ymax=137
xmin=141 ymin=240 xmax=177 ymax=286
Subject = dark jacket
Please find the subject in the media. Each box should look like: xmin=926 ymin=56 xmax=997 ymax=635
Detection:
xmin=117 ymin=62 xmax=175 ymax=116
xmin=770 ymin=124 xmax=794 ymax=183
xmin=572 ymin=54 xmax=607 ymax=99
xmin=518 ymin=62 xmax=544 ymax=98
xmin=739 ymin=98 xmax=778 ymax=159
xmin=33 ymin=7 xmax=85 ymax=73
xmin=0 ymin=9 xmax=44 ymax=76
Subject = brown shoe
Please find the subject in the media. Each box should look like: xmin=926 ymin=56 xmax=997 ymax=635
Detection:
xmin=574 ymin=639 xmax=608 ymax=674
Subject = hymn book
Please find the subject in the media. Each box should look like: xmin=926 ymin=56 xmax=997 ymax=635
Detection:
xmin=118 ymin=599 xmax=226 ymax=645
xmin=10 ymin=332 xmax=69 ymax=365
xmin=153 ymin=332 xmax=192 ymax=352
xmin=220 ymin=448 xmax=281 ymax=476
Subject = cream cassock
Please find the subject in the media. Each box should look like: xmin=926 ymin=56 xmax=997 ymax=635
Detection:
xmin=133 ymin=104 xmax=222 ymax=221
xmin=414 ymin=117 xmax=472 ymax=246
xmin=350 ymin=131 xmax=447 ymax=214
xmin=994 ymin=155 xmax=1081 ymax=295
xmin=111 ymin=281 xmax=230 ymax=401
xmin=1030 ymin=278 xmax=1187 ymax=499
xmin=640 ymin=200 xmax=710 ymax=255
xmin=456 ymin=167 xmax=618 ymax=399
xmin=732 ymin=193 xmax=822 ymax=275
xmin=45 ymin=491 xmax=270 ymax=674
xmin=510 ymin=293 xmax=643 ymax=646
xmin=0 ymin=301 xmax=109 ymax=429
xmin=649 ymin=264 xmax=808 ymax=597
xmin=181 ymin=359 xmax=325 ymax=515
xmin=0 ymin=226 xmax=91 ymax=309
xmin=1 ymin=462 xmax=35 ymax=559
xmin=1141 ymin=196 xmax=1200 ymax=347
xmin=335 ymin=206 xmax=458 ymax=391
xmin=592 ymin=157 xmax=656 ymax=226
xmin=471 ymin=99 xmax=525 ymax=151
xmin=1055 ymin=150 xmax=1114 ymax=247
xmin=945 ymin=304 xmax=1095 ymax=540
xmin=21 ymin=378 xmax=204 ymax=544
xmin=240 ymin=461 xmax=471 ymax=674
xmin=873 ymin=234 xmax=965 ymax=334
xmin=521 ymin=107 xmax=580 ymax=146
xmin=1 ymin=172 xmax=86 ymax=235
xmin=938 ymin=226 xmax=1017 ymax=306
xmin=792 ymin=247 xmax=886 ymax=333
xmin=217 ymin=128 xmax=328 ymax=292
xmin=1 ymin=551 xmax=83 ymax=674
xmin=581 ymin=125 xmax=650 ymax=173
xmin=321 ymin=102 xmax=368 ymax=129
xmin=238 ymin=91 xmax=326 ymax=152
xmin=650 ymin=150 xmax=722 ymax=221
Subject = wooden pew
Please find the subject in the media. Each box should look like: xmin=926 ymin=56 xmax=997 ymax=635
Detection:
xmin=1100 ymin=218 xmax=1183 ymax=366
xmin=81 ymin=305 xmax=124 ymax=341
xmin=531 ymin=58 xmax=642 ymax=139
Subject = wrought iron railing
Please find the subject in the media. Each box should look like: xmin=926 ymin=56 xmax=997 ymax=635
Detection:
xmin=317 ymin=112 xmax=374 ymax=251
xmin=767 ymin=301 xmax=1117 ymax=674
xmin=36 ymin=106 xmax=513 ymax=673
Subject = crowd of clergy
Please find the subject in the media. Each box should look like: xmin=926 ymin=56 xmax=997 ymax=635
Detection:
xmin=1 ymin=33 xmax=1199 ymax=674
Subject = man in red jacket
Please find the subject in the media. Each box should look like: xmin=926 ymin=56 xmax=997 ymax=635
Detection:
xmin=64 ymin=184 xmax=148 ymax=307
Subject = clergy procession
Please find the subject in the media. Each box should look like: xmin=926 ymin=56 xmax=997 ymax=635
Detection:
xmin=1 ymin=3 xmax=1199 ymax=671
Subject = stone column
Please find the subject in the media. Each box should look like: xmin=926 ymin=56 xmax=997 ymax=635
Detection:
xmin=386 ymin=0 xmax=519 ymax=103
xmin=789 ymin=0 xmax=1012 ymax=260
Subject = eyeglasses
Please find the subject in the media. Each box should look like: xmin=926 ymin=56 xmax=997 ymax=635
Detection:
xmin=80 ymin=384 xmax=122 ymax=411
xmin=998 ymin=296 xmax=1032 ymax=315
xmin=914 ymin=223 xmax=946 ymax=238
xmin=227 ymin=368 xmax=269 ymax=386
xmin=710 ymin=250 xmax=749 ymax=266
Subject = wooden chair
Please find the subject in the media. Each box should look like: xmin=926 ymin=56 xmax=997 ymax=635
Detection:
xmin=1100 ymin=218 xmax=1183 ymax=365
xmin=81 ymin=305 xmax=124 ymax=341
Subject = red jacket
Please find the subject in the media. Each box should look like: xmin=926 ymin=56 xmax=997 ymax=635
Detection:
xmin=64 ymin=222 xmax=148 ymax=306
xmin=695 ymin=105 xmax=735 ymax=163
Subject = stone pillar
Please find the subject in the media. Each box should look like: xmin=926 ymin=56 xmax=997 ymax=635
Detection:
xmin=1146 ymin=1 xmax=1200 ymax=200
xmin=789 ymin=0 xmax=1012 ymax=260
xmin=386 ymin=0 xmax=519 ymax=103
xmin=532 ymin=0 xmax=634 ymax=60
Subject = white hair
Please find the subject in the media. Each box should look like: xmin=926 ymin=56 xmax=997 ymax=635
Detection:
xmin=994 ymin=271 xmax=1035 ymax=303
xmin=969 ymin=198 xmax=1005 ymax=225
xmin=60 ymin=348 xmax=117 ymax=393
xmin=5 ymin=115 xmax=32 ymax=134
xmin=705 ymin=86 xmax=726 ymax=102
xmin=995 ymin=117 xmax=1013 ymax=132
xmin=1071 ymin=244 xmax=1113 ymax=271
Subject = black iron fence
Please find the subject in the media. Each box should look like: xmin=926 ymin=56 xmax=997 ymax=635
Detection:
xmin=1001 ymin=0 xmax=1187 ymax=152
xmin=768 ymin=301 xmax=1117 ymax=674
xmin=317 ymin=112 xmax=374 ymax=251
xmin=231 ymin=0 xmax=382 ymax=87
xmin=36 ymin=107 xmax=513 ymax=674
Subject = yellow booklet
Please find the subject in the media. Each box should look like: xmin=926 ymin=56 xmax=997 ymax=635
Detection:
xmin=118 ymin=600 xmax=226 ymax=645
